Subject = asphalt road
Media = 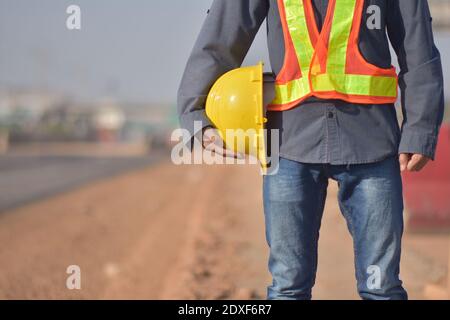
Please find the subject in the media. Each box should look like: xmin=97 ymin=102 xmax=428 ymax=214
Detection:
xmin=0 ymin=154 xmax=159 ymax=212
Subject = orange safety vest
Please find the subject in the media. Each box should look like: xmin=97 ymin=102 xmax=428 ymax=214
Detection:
xmin=268 ymin=0 xmax=398 ymax=111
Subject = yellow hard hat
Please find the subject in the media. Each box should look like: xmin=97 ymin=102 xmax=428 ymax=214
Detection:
xmin=205 ymin=62 xmax=268 ymax=167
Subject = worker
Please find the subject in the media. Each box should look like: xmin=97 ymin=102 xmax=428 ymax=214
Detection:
xmin=177 ymin=0 xmax=444 ymax=300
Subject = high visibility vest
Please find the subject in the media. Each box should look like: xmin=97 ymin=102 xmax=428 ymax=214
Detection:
xmin=268 ymin=0 xmax=398 ymax=111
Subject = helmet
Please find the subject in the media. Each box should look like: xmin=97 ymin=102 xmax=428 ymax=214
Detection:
xmin=205 ymin=62 xmax=268 ymax=167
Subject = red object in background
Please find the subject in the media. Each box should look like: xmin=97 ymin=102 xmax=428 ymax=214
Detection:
xmin=402 ymin=125 xmax=450 ymax=232
xmin=96 ymin=129 xmax=118 ymax=143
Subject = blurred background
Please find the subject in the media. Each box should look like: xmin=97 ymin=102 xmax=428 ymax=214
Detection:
xmin=0 ymin=0 xmax=449 ymax=300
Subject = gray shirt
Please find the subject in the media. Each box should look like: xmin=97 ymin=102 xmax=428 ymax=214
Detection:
xmin=177 ymin=0 xmax=445 ymax=164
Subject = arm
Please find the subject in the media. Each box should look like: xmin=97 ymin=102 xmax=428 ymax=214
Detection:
xmin=177 ymin=0 xmax=269 ymax=152
xmin=387 ymin=0 xmax=445 ymax=171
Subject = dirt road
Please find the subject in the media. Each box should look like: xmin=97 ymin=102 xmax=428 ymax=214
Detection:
xmin=0 ymin=162 xmax=448 ymax=299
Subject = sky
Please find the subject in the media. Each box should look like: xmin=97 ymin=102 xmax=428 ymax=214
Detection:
xmin=0 ymin=0 xmax=269 ymax=105
xmin=0 ymin=0 xmax=448 ymax=105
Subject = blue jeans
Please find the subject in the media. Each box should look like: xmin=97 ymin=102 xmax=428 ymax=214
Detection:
xmin=263 ymin=157 xmax=407 ymax=300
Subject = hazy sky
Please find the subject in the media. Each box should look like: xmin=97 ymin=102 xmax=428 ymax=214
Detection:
xmin=0 ymin=0 xmax=269 ymax=104
xmin=0 ymin=1 xmax=448 ymax=104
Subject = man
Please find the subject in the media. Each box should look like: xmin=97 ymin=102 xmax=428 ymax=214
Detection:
xmin=177 ymin=0 xmax=444 ymax=300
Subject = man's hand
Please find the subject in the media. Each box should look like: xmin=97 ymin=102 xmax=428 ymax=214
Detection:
xmin=203 ymin=128 xmax=243 ymax=159
xmin=399 ymin=153 xmax=431 ymax=172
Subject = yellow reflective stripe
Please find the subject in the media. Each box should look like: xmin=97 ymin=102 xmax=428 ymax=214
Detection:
xmin=316 ymin=1 xmax=396 ymax=98
xmin=272 ymin=77 xmax=311 ymax=105
xmin=283 ymin=0 xmax=314 ymax=74
xmin=273 ymin=0 xmax=397 ymax=107
xmin=326 ymin=0 xmax=356 ymax=75
xmin=312 ymin=74 xmax=397 ymax=97
xmin=273 ymin=0 xmax=314 ymax=104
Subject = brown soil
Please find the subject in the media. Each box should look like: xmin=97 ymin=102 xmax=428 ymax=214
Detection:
xmin=0 ymin=162 xmax=447 ymax=299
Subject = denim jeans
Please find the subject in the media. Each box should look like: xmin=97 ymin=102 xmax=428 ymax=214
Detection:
xmin=263 ymin=157 xmax=407 ymax=300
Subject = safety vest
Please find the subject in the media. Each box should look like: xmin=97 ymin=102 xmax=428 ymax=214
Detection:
xmin=268 ymin=0 xmax=398 ymax=111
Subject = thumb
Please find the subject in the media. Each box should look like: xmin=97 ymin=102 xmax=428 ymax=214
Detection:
xmin=399 ymin=154 xmax=410 ymax=172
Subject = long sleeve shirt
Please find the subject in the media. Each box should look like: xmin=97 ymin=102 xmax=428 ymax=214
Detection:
xmin=177 ymin=0 xmax=445 ymax=164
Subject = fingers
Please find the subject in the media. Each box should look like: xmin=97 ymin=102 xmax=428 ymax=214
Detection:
xmin=203 ymin=129 xmax=243 ymax=159
xmin=399 ymin=153 xmax=410 ymax=172
xmin=399 ymin=153 xmax=431 ymax=172
xmin=202 ymin=128 xmax=218 ymax=148
xmin=406 ymin=154 xmax=430 ymax=172
xmin=221 ymin=147 xmax=243 ymax=159
xmin=204 ymin=142 xmax=241 ymax=159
